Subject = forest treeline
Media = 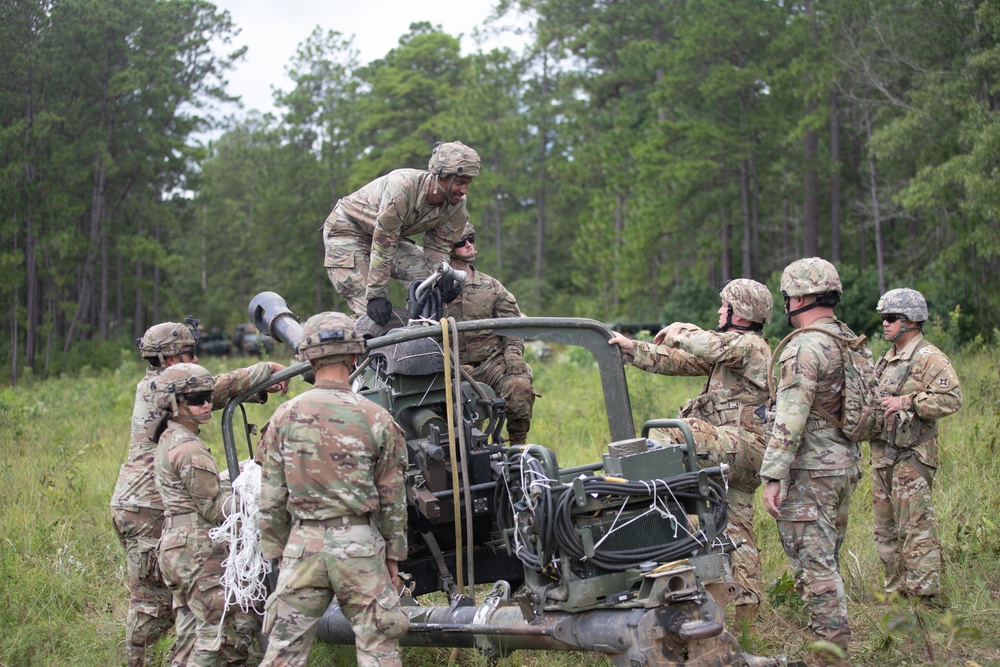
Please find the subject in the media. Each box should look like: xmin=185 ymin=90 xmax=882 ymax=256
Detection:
xmin=3 ymin=0 xmax=999 ymax=383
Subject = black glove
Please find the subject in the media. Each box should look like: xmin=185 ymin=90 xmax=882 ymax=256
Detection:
xmin=438 ymin=274 xmax=462 ymax=303
xmin=366 ymin=297 xmax=393 ymax=326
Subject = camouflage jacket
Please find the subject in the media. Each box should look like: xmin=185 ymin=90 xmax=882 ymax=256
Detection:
xmin=760 ymin=317 xmax=861 ymax=480
xmin=258 ymin=379 xmax=408 ymax=562
xmin=153 ymin=421 xmax=229 ymax=524
xmin=871 ymin=333 xmax=962 ymax=469
xmin=444 ymin=265 xmax=524 ymax=364
xmin=110 ymin=363 xmax=273 ymax=510
xmin=325 ymin=169 xmax=468 ymax=301
xmin=628 ymin=324 xmax=771 ymax=432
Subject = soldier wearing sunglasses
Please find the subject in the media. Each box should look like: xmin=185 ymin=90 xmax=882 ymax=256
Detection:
xmin=151 ymin=363 xmax=235 ymax=666
xmin=110 ymin=320 xmax=287 ymax=667
xmin=446 ymin=223 xmax=538 ymax=445
xmin=872 ymin=289 xmax=962 ymax=606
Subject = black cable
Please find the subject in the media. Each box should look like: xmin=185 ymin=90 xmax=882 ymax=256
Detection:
xmin=498 ymin=451 xmax=729 ymax=575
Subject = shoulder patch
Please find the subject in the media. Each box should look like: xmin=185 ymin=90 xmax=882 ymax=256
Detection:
xmin=937 ymin=376 xmax=949 ymax=388
xmin=918 ymin=346 xmax=934 ymax=357
xmin=779 ymin=343 xmax=799 ymax=363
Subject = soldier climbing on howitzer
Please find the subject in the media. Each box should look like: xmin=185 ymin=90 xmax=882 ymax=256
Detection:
xmin=323 ymin=140 xmax=481 ymax=325
xmin=256 ymin=312 xmax=409 ymax=667
xmin=872 ymin=288 xmax=962 ymax=607
xmin=608 ymin=279 xmax=774 ymax=623
xmin=109 ymin=319 xmax=287 ymax=667
xmin=761 ymin=257 xmax=878 ymax=666
xmin=445 ymin=223 xmax=539 ymax=445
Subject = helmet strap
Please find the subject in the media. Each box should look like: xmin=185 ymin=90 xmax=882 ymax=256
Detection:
xmin=718 ymin=304 xmax=761 ymax=332
xmin=888 ymin=321 xmax=921 ymax=343
xmin=437 ymin=174 xmax=458 ymax=204
xmin=785 ymin=296 xmax=821 ymax=327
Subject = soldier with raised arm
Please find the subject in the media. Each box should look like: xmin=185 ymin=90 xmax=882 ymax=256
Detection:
xmin=608 ymin=279 xmax=773 ymax=622
xmin=323 ymin=141 xmax=481 ymax=325
xmin=872 ymin=288 xmax=961 ymax=606
xmin=257 ymin=312 xmax=409 ymax=667
xmin=110 ymin=320 xmax=286 ymax=667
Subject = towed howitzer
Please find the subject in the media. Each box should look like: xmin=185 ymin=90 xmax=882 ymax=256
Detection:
xmin=222 ymin=290 xmax=791 ymax=667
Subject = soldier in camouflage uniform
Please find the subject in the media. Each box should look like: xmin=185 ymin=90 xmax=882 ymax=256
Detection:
xmin=608 ymin=279 xmax=773 ymax=621
xmin=324 ymin=141 xmax=481 ymax=325
xmin=872 ymin=288 xmax=961 ymax=603
xmin=761 ymin=258 xmax=866 ymax=659
xmin=446 ymin=223 xmax=537 ymax=445
xmin=110 ymin=321 xmax=286 ymax=667
xmin=152 ymin=363 xmax=236 ymax=667
xmin=257 ymin=312 xmax=409 ymax=667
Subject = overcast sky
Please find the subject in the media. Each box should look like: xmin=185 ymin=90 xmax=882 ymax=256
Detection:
xmin=208 ymin=0 xmax=515 ymax=119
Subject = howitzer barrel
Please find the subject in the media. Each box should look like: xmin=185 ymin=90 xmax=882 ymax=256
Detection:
xmin=316 ymin=595 xmax=755 ymax=665
xmin=248 ymin=291 xmax=303 ymax=352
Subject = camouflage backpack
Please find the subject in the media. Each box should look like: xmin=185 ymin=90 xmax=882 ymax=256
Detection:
xmin=768 ymin=326 xmax=882 ymax=442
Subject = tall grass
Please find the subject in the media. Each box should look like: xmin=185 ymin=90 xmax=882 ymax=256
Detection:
xmin=0 ymin=344 xmax=997 ymax=666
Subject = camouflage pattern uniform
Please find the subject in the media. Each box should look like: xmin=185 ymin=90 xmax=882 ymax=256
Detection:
xmin=445 ymin=264 xmax=536 ymax=445
xmin=110 ymin=326 xmax=273 ymax=667
xmin=762 ymin=259 xmax=864 ymax=652
xmin=324 ymin=142 xmax=480 ymax=316
xmin=258 ymin=313 xmax=409 ymax=667
xmin=152 ymin=363 xmax=235 ymax=667
xmin=626 ymin=321 xmax=771 ymax=610
xmin=872 ymin=289 xmax=962 ymax=599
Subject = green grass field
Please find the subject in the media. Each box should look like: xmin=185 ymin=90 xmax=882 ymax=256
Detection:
xmin=1 ymin=342 xmax=998 ymax=666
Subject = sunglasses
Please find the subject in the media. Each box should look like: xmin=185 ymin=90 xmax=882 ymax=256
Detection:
xmin=882 ymin=314 xmax=904 ymax=324
xmin=452 ymin=234 xmax=475 ymax=249
xmin=184 ymin=392 xmax=213 ymax=407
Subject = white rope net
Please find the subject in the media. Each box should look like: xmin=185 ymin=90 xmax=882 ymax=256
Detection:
xmin=210 ymin=460 xmax=272 ymax=614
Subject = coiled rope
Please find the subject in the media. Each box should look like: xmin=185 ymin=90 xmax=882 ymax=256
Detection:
xmin=210 ymin=460 xmax=272 ymax=614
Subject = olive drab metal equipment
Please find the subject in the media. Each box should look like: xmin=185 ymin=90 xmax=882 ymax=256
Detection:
xmin=220 ymin=287 xmax=796 ymax=667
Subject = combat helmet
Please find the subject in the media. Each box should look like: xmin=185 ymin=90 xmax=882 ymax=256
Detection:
xmin=150 ymin=362 xmax=215 ymax=417
xmin=876 ymin=288 xmax=928 ymax=323
xmin=719 ymin=279 xmax=773 ymax=330
xmin=877 ymin=288 xmax=927 ymax=341
xmin=137 ymin=316 xmax=200 ymax=365
xmin=780 ymin=257 xmax=842 ymax=298
xmin=780 ymin=258 xmax=842 ymax=326
xmin=296 ymin=311 xmax=366 ymax=363
xmin=428 ymin=141 xmax=481 ymax=178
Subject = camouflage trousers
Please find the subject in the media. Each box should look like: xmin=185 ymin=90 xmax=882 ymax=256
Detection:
xmin=325 ymin=229 xmax=431 ymax=317
xmin=259 ymin=521 xmax=409 ymax=667
xmin=873 ymin=456 xmax=940 ymax=597
xmin=652 ymin=420 xmax=764 ymax=608
xmin=111 ymin=506 xmax=174 ymax=667
xmin=468 ymin=351 xmax=536 ymax=445
xmin=776 ymin=466 xmax=860 ymax=652
xmin=158 ymin=520 xmax=237 ymax=667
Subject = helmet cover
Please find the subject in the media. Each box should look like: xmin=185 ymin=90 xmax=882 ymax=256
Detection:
xmin=137 ymin=322 xmax=197 ymax=360
xmin=428 ymin=141 xmax=481 ymax=178
xmin=721 ymin=279 xmax=773 ymax=324
xmin=296 ymin=312 xmax=366 ymax=362
xmin=876 ymin=288 xmax=928 ymax=322
xmin=780 ymin=257 xmax=843 ymax=298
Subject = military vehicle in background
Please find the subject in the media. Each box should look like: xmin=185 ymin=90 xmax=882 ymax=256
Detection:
xmin=221 ymin=266 xmax=791 ymax=667
xmin=197 ymin=328 xmax=232 ymax=356
xmin=231 ymin=322 xmax=275 ymax=356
